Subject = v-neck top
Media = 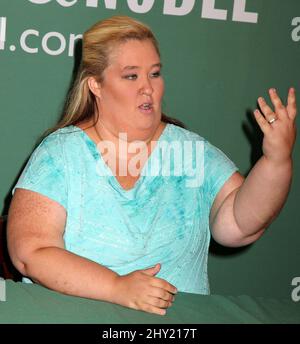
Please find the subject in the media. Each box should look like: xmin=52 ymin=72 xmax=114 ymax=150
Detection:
xmin=13 ymin=123 xmax=238 ymax=294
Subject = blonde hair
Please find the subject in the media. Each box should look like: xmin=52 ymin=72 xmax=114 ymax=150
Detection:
xmin=47 ymin=16 xmax=184 ymax=135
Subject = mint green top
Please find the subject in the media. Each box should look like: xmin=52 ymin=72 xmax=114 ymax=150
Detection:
xmin=13 ymin=124 xmax=238 ymax=294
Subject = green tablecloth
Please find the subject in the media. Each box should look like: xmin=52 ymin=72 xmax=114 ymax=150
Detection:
xmin=0 ymin=280 xmax=299 ymax=324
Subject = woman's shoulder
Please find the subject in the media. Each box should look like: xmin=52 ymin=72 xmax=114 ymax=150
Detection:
xmin=167 ymin=123 xmax=206 ymax=142
xmin=44 ymin=125 xmax=82 ymax=140
xmin=39 ymin=125 xmax=83 ymax=148
xmin=29 ymin=126 xmax=85 ymax=162
xmin=167 ymin=123 xmax=229 ymax=158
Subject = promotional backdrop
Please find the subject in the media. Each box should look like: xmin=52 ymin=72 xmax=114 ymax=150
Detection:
xmin=1 ymin=0 xmax=299 ymax=298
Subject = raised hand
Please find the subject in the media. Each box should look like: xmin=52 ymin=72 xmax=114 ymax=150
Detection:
xmin=112 ymin=263 xmax=177 ymax=315
xmin=254 ymin=88 xmax=297 ymax=164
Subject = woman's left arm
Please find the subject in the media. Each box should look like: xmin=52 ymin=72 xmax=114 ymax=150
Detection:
xmin=210 ymin=88 xmax=297 ymax=247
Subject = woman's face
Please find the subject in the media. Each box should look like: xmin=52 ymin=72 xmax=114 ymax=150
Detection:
xmin=94 ymin=39 xmax=165 ymax=140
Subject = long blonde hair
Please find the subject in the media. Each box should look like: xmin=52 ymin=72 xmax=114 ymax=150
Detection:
xmin=47 ymin=16 xmax=184 ymax=135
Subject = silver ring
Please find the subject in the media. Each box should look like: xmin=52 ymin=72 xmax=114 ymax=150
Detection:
xmin=268 ymin=117 xmax=277 ymax=124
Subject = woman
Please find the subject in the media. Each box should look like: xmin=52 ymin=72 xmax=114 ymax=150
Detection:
xmin=7 ymin=16 xmax=297 ymax=316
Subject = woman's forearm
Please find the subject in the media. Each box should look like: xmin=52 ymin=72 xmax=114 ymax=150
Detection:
xmin=212 ymin=88 xmax=296 ymax=247
xmin=24 ymin=247 xmax=119 ymax=303
xmin=21 ymin=247 xmax=176 ymax=315
xmin=234 ymin=156 xmax=293 ymax=236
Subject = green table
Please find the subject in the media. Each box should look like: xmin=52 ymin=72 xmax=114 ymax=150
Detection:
xmin=0 ymin=280 xmax=299 ymax=324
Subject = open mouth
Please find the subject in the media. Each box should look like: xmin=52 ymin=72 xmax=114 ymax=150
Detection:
xmin=138 ymin=102 xmax=153 ymax=112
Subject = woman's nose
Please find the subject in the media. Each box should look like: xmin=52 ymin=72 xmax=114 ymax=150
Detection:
xmin=139 ymin=78 xmax=153 ymax=96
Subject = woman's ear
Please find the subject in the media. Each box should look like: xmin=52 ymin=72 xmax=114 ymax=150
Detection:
xmin=88 ymin=77 xmax=102 ymax=98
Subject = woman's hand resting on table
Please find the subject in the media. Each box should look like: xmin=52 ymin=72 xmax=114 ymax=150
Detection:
xmin=111 ymin=263 xmax=177 ymax=316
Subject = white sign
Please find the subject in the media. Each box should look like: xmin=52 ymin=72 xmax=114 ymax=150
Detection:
xmin=28 ymin=0 xmax=259 ymax=23
xmin=20 ymin=29 xmax=82 ymax=56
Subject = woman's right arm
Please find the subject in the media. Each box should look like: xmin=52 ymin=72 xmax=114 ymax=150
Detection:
xmin=7 ymin=189 xmax=176 ymax=315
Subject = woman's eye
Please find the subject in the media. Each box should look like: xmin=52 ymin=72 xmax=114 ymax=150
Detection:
xmin=123 ymin=74 xmax=138 ymax=80
xmin=151 ymin=71 xmax=161 ymax=78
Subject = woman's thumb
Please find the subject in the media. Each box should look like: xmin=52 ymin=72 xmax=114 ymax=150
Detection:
xmin=142 ymin=263 xmax=161 ymax=276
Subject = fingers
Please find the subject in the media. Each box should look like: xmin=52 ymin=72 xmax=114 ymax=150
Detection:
xmin=141 ymin=263 xmax=177 ymax=294
xmin=144 ymin=274 xmax=177 ymax=316
xmin=148 ymin=294 xmax=174 ymax=308
xmin=124 ymin=265 xmax=178 ymax=316
xmin=142 ymin=288 xmax=175 ymax=316
xmin=268 ymin=88 xmax=286 ymax=119
xmin=255 ymin=87 xmax=297 ymax=129
xmin=257 ymin=95 xmax=276 ymax=123
xmin=257 ymin=88 xmax=297 ymax=122
xmin=151 ymin=277 xmax=178 ymax=296
xmin=142 ymin=303 xmax=168 ymax=316
xmin=287 ymin=87 xmax=297 ymax=120
xmin=253 ymin=109 xmax=271 ymax=134
xmin=150 ymin=286 xmax=176 ymax=302
xmin=142 ymin=263 xmax=161 ymax=276
xmin=253 ymin=88 xmax=297 ymax=164
xmin=145 ymin=297 xmax=173 ymax=314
